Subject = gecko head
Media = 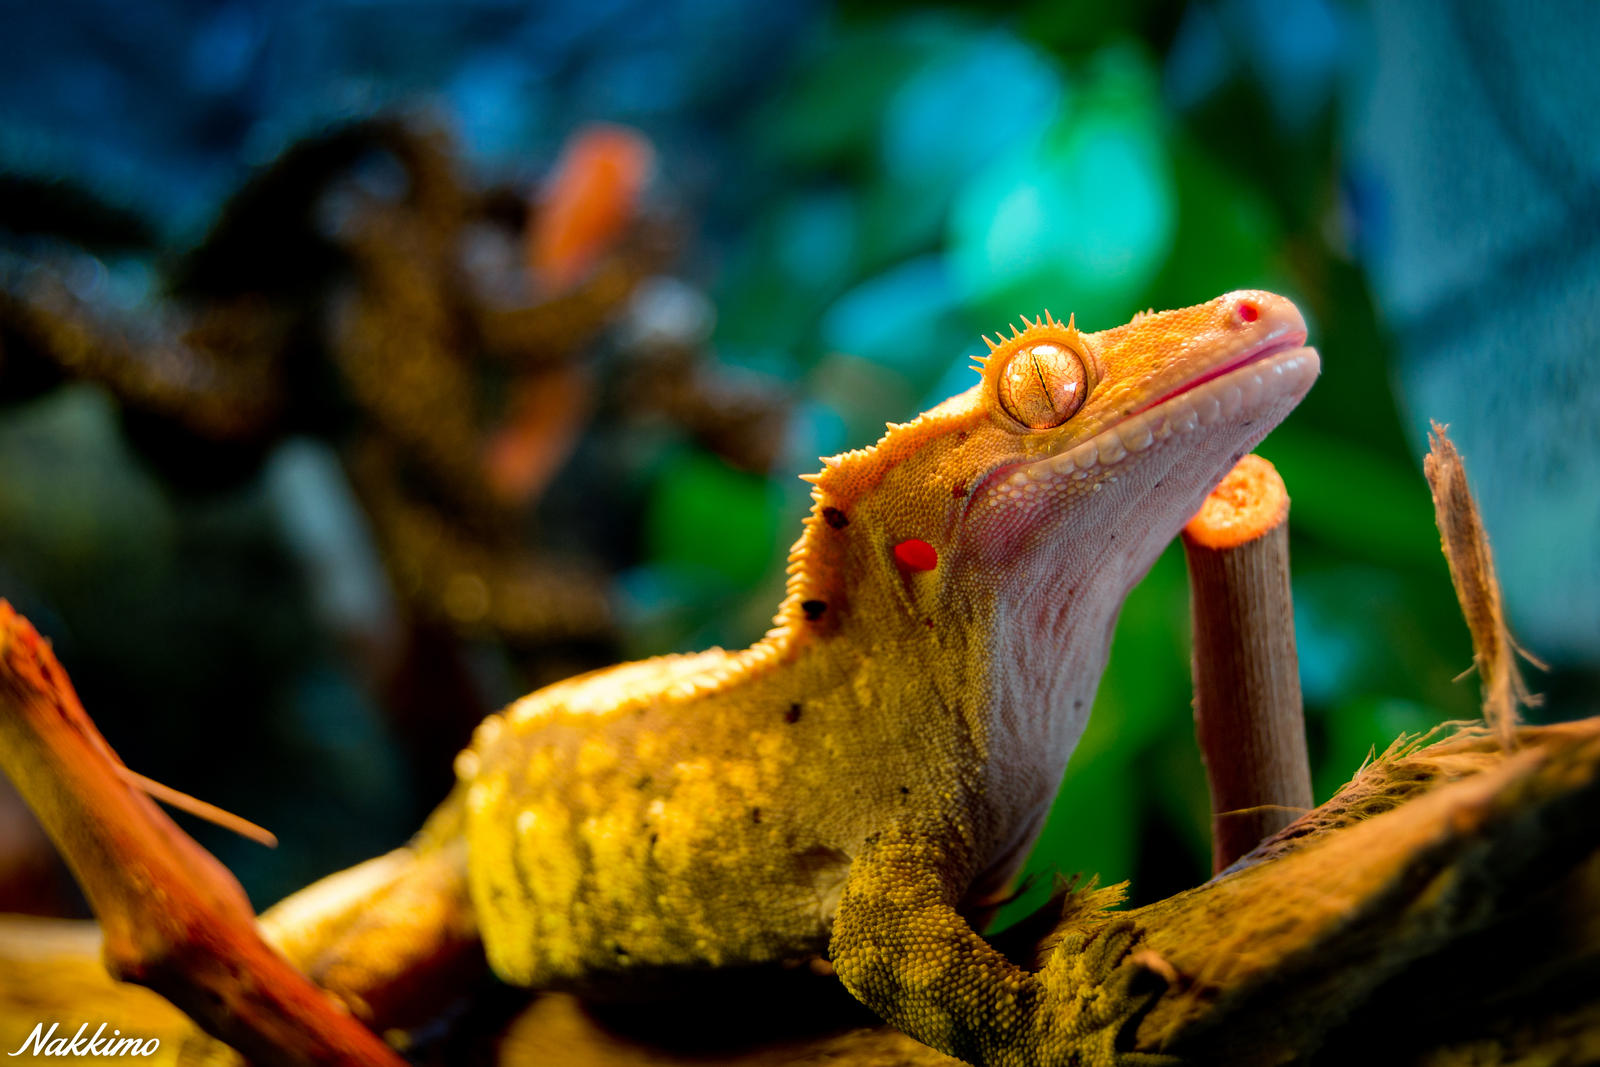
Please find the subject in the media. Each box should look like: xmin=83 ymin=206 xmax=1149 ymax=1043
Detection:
xmin=958 ymin=289 xmax=1317 ymax=580
xmin=781 ymin=290 xmax=1317 ymax=648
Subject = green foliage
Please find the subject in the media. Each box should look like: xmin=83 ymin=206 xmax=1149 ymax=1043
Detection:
xmin=645 ymin=447 xmax=786 ymax=593
xmin=950 ymin=43 xmax=1175 ymax=328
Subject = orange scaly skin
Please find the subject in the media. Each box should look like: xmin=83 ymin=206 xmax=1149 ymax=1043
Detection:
xmin=269 ymin=291 xmax=1318 ymax=1065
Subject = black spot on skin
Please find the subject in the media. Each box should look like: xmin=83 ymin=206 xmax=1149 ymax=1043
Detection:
xmin=636 ymin=775 xmax=653 ymax=790
xmin=614 ymin=944 xmax=629 ymax=956
xmin=649 ymin=833 xmax=659 ymax=846
xmin=924 ymin=618 xmax=934 ymax=629
xmin=899 ymin=785 xmax=910 ymax=795
xmin=1074 ymin=699 xmax=1085 ymax=710
xmin=801 ymin=599 xmax=827 ymax=621
xmin=785 ymin=703 xmax=802 ymax=724
xmin=822 ymin=506 xmax=849 ymax=529
xmin=751 ymin=807 xmax=762 ymax=824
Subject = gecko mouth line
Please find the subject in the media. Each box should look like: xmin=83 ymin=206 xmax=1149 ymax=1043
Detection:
xmin=1133 ymin=333 xmax=1311 ymax=416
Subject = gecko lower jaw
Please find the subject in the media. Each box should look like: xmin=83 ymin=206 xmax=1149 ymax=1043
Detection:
xmin=1007 ymin=345 xmax=1321 ymax=489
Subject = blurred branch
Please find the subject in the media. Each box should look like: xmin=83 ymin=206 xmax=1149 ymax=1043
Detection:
xmin=0 ymin=602 xmax=404 ymax=1066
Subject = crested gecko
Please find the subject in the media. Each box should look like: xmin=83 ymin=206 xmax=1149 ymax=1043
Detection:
xmin=268 ymin=290 xmax=1319 ymax=1065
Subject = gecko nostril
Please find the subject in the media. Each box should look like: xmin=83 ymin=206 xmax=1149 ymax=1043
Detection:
xmin=1236 ymin=300 xmax=1259 ymax=323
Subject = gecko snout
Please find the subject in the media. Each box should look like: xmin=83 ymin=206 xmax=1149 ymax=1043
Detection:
xmin=1224 ymin=290 xmax=1307 ymax=347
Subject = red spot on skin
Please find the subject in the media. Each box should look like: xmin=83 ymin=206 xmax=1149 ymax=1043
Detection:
xmin=1237 ymin=301 xmax=1259 ymax=323
xmin=894 ymin=539 xmax=938 ymax=572
xmin=951 ymin=484 xmax=968 ymax=498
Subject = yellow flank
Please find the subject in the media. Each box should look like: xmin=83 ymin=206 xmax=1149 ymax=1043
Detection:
xmin=463 ymin=640 xmax=892 ymax=987
xmin=370 ymin=291 xmax=1319 ymax=1063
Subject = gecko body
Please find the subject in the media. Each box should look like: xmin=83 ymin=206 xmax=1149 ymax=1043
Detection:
xmin=278 ymin=290 xmax=1319 ymax=1064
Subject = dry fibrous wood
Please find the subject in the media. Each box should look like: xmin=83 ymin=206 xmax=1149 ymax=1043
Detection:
xmin=1424 ymin=421 xmax=1542 ymax=750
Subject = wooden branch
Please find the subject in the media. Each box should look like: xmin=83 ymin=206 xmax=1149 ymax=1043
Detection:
xmin=0 ymin=601 xmax=405 ymax=1066
xmin=1182 ymin=454 xmax=1314 ymax=871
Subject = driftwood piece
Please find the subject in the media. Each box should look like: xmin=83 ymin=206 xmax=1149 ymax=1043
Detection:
xmin=1182 ymin=454 xmax=1314 ymax=870
xmin=1127 ymin=719 xmax=1600 ymax=1063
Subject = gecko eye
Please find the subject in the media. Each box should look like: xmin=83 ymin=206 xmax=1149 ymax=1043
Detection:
xmin=998 ymin=343 xmax=1087 ymax=429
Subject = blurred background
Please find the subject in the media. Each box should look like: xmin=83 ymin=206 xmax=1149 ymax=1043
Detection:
xmin=0 ymin=0 xmax=1594 ymax=929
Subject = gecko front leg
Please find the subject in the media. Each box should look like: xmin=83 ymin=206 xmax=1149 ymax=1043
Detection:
xmin=829 ymin=820 xmax=1176 ymax=1067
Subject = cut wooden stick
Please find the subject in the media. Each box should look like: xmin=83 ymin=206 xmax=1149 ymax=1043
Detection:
xmin=1182 ymin=454 xmax=1314 ymax=872
xmin=0 ymin=600 xmax=406 ymax=1067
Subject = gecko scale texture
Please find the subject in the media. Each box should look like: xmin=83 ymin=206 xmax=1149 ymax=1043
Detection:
xmin=270 ymin=290 xmax=1319 ymax=1065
